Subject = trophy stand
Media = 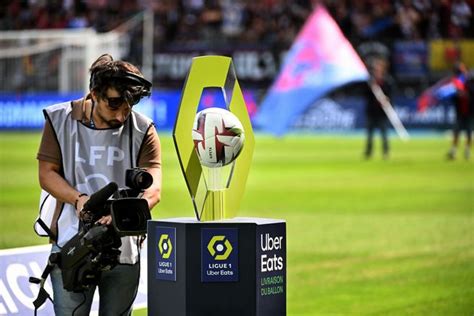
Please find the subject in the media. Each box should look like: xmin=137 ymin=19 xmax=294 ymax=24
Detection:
xmin=201 ymin=168 xmax=225 ymax=221
xmin=147 ymin=56 xmax=287 ymax=316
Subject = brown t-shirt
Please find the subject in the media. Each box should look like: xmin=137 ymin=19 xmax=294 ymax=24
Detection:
xmin=37 ymin=99 xmax=161 ymax=169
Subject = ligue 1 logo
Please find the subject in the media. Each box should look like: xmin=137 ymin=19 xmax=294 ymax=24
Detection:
xmin=158 ymin=234 xmax=173 ymax=259
xmin=202 ymin=228 xmax=238 ymax=282
xmin=207 ymin=235 xmax=233 ymax=260
xmin=156 ymin=227 xmax=176 ymax=281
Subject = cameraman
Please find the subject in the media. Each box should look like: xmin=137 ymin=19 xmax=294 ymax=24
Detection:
xmin=36 ymin=54 xmax=161 ymax=315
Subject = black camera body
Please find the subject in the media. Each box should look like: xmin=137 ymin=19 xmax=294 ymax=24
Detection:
xmin=59 ymin=168 xmax=152 ymax=292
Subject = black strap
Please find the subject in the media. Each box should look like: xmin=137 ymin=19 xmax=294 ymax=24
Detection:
xmin=36 ymin=218 xmax=57 ymax=242
xmin=36 ymin=192 xmax=57 ymax=241
xmin=33 ymin=287 xmax=53 ymax=311
xmin=30 ymin=253 xmax=59 ymax=314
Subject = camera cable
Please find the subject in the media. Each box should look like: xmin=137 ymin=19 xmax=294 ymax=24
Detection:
xmin=71 ymin=292 xmax=87 ymax=316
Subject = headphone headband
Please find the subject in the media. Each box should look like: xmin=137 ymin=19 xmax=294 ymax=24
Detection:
xmin=115 ymin=71 xmax=152 ymax=94
xmin=90 ymin=70 xmax=152 ymax=96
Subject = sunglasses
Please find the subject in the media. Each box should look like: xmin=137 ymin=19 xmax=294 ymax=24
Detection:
xmin=104 ymin=96 xmax=127 ymax=109
xmin=104 ymin=95 xmax=141 ymax=109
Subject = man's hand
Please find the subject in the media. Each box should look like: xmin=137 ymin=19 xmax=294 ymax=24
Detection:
xmin=75 ymin=194 xmax=90 ymax=217
xmin=96 ymin=215 xmax=112 ymax=226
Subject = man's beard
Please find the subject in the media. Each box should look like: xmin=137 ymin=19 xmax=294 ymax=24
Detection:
xmin=107 ymin=120 xmax=123 ymax=128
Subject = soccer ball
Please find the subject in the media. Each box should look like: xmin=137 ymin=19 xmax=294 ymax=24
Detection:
xmin=192 ymin=108 xmax=245 ymax=168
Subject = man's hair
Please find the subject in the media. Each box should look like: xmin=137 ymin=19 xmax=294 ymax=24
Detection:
xmin=89 ymin=54 xmax=152 ymax=105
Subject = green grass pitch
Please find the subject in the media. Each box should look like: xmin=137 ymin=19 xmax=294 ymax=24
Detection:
xmin=0 ymin=132 xmax=473 ymax=315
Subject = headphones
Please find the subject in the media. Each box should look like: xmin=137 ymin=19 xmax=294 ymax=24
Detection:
xmin=90 ymin=70 xmax=152 ymax=97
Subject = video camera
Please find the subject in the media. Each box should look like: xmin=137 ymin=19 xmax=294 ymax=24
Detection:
xmin=58 ymin=168 xmax=152 ymax=292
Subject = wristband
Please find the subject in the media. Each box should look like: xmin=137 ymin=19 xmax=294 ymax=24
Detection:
xmin=74 ymin=193 xmax=88 ymax=210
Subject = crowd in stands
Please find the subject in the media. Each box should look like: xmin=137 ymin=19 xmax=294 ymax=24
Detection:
xmin=329 ymin=0 xmax=474 ymax=43
xmin=1 ymin=0 xmax=473 ymax=49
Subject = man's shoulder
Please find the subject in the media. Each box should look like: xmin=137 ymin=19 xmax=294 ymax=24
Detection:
xmin=45 ymin=99 xmax=85 ymax=120
xmin=44 ymin=101 xmax=73 ymax=114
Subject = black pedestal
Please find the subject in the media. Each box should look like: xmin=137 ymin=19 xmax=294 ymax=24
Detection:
xmin=147 ymin=217 xmax=286 ymax=316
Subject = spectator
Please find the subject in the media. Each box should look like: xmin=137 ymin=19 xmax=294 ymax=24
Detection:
xmin=396 ymin=0 xmax=421 ymax=39
xmin=450 ymin=0 xmax=472 ymax=38
xmin=364 ymin=58 xmax=393 ymax=159
xmin=446 ymin=62 xmax=471 ymax=160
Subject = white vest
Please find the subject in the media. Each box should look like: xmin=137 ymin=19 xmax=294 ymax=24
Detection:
xmin=38 ymin=101 xmax=153 ymax=264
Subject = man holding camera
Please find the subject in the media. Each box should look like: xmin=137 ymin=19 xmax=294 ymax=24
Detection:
xmin=36 ymin=54 xmax=161 ymax=315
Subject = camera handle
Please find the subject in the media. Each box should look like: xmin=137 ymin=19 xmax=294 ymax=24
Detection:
xmin=82 ymin=182 xmax=118 ymax=213
xmin=29 ymin=252 xmax=59 ymax=314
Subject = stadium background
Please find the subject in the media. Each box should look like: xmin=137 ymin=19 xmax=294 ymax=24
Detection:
xmin=0 ymin=0 xmax=473 ymax=315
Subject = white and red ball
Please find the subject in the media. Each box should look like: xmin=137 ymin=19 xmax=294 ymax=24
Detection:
xmin=192 ymin=108 xmax=245 ymax=168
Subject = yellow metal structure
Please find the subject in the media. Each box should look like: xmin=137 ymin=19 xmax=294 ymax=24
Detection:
xmin=173 ymin=56 xmax=255 ymax=221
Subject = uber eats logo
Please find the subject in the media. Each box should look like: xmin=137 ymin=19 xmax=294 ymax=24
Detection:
xmin=260 ymin=233 xmax=284 ymax=272
xmin=207 ymin=235 xmax=233 ymax=260
xmin=158 ymin=234 xmax=173 ymax=259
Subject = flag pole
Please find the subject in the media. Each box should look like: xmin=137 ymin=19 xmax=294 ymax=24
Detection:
xmin=369 ymin=81 xmax=410 ymax=141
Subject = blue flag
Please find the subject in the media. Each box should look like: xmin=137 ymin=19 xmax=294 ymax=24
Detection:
xmin=255 ymin=5 xmax=369 ymax=135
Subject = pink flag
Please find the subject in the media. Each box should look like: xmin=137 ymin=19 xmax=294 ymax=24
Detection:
xmin=256 ymin=5 xmax=369 ymax=135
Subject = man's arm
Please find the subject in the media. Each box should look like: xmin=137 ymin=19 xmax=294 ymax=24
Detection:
xmin=38 ymin=160 xmax=89 ymax=216
xmin=138 ymin=125 xmax=162 ymax=211
xmin=38 ymin=119 xmax=90 ymax=215
xmin=142 ymin=165 xmax=161 ymax=210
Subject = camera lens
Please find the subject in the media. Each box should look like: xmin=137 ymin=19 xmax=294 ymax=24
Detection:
xmin=133 ymin=171 xmax=153 ymax=189
xmin=126 ymin=168 xmax=153 ymax=190
xmin=110 ymin=198 xmax=150 ymax=235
